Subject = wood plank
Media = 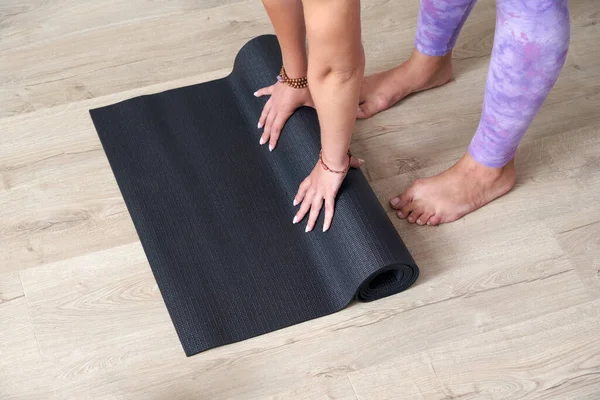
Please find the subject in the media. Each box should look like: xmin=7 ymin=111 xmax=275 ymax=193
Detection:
xmin=369 ymin=123 xmax=600 ymax=230
xmin=553 ymin=222 xmax=600 ymax=298
xmin=347 ymin=299 xmax=600 ymax=399
xmin=16 ymin=243 xmax=590 ymax=398
xmin=2 ymin=0 xmax=600 ymax=398
xmin=0 ymin=144 xmax=139 ymax=272
xmin=0 ymin=298 xmax=44 ymax=399
xmin=0 ymin=271 xmax=23 ymax=305
xmin=0 ymin=0 xmax=271 ymax=117
xmin=0 ymin=0 xmax=246 ymax=52
xmin=247 ymin=379 xmax=359 ymax=400
xmin=19 ymin=242 xmax=176 ymax=361
xmin=0 ymin=69 xmax=228 ymax=273
xmin=11 ymin=240 xmax=360 ymax=399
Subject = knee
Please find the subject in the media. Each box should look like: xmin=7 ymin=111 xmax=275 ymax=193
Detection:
xmin=499 ymin=0 xmax=570 ymax=40
xmin=321 ymin=65 xmax=363 ymax=84
xmin=498 ymin=0 xmax=570 ymax=58
xmin=309 ymin=51 xmax=365 ymax=85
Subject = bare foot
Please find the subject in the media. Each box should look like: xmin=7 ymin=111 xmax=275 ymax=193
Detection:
xmin=358 ymin=49 xmax=453 ymax=119
xmin=389 ymin=153 xmax=517 ymax=226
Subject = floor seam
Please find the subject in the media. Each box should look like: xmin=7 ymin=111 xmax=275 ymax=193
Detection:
xmin=543 ymin=218 xmax=598 ymax=300
xmin=0 ymin=294 xmax=25 ymax=305
xmin=331 ymin=267 xmax=575 ymax=335
xmin=18 ymin=271 xmax=44 ymax=359
xmin=346 ymin=374 xmax=362 ymax=400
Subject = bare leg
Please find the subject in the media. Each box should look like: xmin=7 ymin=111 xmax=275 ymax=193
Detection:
xmin=358 ymin=0 xmax=477 ymax=118
xmin=391 ymin=153 xmax=516 ymax=225
xmin=390 ymin=0 xmax=570 ymax=226
xmin=357 ymin=50 xmax=453 ymax=118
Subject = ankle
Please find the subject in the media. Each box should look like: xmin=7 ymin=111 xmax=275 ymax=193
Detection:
xmin=403 ymin=49 xmax=453 ymax=90
xmin=408 ymin=49 xmax=452 ymax=71
xmin=457 ymin=152 xmax=508 ymax=180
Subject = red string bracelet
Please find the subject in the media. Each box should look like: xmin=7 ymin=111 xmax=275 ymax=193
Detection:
xmin=319 ymin=150 xmax=353 ymax=174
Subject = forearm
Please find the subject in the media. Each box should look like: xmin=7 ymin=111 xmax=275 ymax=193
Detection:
xmin=303 ymin=0 xmax=364 ymax=170
xmin=262 ymin=0 xmax=307 ymax=77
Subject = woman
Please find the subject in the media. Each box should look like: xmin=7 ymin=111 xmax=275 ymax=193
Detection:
xmin=255 ymin=0 xmax=365 ymax=233
xmin=256 ymin=0 xmax=570 ymax=229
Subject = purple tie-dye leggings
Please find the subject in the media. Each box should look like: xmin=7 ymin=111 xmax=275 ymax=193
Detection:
xmin=415 ymin=0 xmax=570 ymax=167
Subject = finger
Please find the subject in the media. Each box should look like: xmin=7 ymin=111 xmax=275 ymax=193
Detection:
xmin=254 ymin=85 xmax=275 ymax=97
xmin=262 ymin=110 xmax=276 ymax=147
xmin=258 ymin=99 xmax=272 ymax=130
xmin=269 ymin=112 xmax=290 ymax=151
xmin=322 ymin=196 xmax=335 ymax=232
xmin=349 ymin=156 xmax=364 ymax=169
xmin=294 ymin=180 xmax=310 ymax=206
xmin=306 ymin=197 xmax=324 ymax=232
xmin=293 ymin=189 xmax=314 ymax=224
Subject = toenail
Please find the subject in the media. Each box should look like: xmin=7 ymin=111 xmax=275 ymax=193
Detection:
xmin=390 ymin=197 xmax=400 ymax=207
xmin=417 ymin=219 xmax=422 ymax=225
xmin=427 ymin=221 xmax=431 ymax=226
xmin=397 ymin=211 xmax=403 ymax=217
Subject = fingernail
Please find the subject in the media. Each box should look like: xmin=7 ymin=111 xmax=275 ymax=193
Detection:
xmin=293 ymin=216 xmax=298 ymax=224
xmin=254 ymin=91 xmax=259 ymax=97
xmin=259 ymin=137 xmax=266 ymax=145
xmin=305 ymin=225 xmax=310 ymax=233
xmin=269 ymin=144 xmax=273 ymax=152
xmin=257 ymin=122 xmax=263 ymax=129
xmin=293 ymin=199 xmax=298 ymax=206
xmin=390 ymin=197 xmax=400 ymax=206
xmin=323 ymin=225 xmax=328 ymax=232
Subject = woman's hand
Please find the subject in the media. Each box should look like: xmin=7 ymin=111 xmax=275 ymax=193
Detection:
xmin=293 ymin=155 xmax=364 ymax=232
xmin=255 ymin=83 xmax=314 ymax=151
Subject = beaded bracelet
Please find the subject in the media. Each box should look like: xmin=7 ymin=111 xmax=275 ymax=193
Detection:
xmin=277 ymin=66 xmax=308 ymax=89
xmin=319 ymin=150 xmax=353 ymax=174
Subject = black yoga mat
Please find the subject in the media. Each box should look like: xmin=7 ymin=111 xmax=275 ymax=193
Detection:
xmin=90 ymin=35 xmax=419 ymax=356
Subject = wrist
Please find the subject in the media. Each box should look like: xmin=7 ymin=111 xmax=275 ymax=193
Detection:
xmin=282 ymin=56 xmax=307 ymax=79
xmin=321 ymin=150 xmax=350 ymax=172
xmin=278 ymin=66 xmax=308 ymax=89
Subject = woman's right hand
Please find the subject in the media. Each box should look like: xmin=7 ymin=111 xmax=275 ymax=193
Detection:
xmin=254 ymin=82 xmax=314 ymax=151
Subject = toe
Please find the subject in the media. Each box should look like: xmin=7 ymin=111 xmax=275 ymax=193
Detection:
xmin=390 ymin=189 xmax=412 ymax=210
xmin=397 ymin=201 xmax=417 ymax=219
xmin=357 ymin=96 xmax=388 ymax=119
xmin=428 ymin=214 xmax=442 ymax=226
xmin=357 ymin=101 xmax=376 ymax=119
xmin=407 ymin=205 xmax=424 ymax=224
xmin=417 ymin=209 xmax=434 ymax=226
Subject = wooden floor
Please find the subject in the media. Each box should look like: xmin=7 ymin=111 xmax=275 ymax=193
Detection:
xmin=2 ymin=1 xmax=600 ymax=399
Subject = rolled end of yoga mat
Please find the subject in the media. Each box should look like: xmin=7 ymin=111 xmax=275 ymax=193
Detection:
xmin=90 ymin=35 xmax=418 ymax=356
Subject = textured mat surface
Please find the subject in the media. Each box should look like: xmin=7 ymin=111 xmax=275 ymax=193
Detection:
xmin=90 ymin=35 xmax=419 ymax=356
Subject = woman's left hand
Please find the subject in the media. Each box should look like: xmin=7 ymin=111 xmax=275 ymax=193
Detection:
xmin=255 ymin=82 xmax=314 ymax=151
xmin=293 ymin=156 xmax=364 ymax=232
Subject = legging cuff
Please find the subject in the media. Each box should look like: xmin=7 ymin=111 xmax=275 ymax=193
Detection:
xmin=414 ymin=39 xmax=453 ymax=57
xmin=468 ymin=144 xmax=515 ymax=168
